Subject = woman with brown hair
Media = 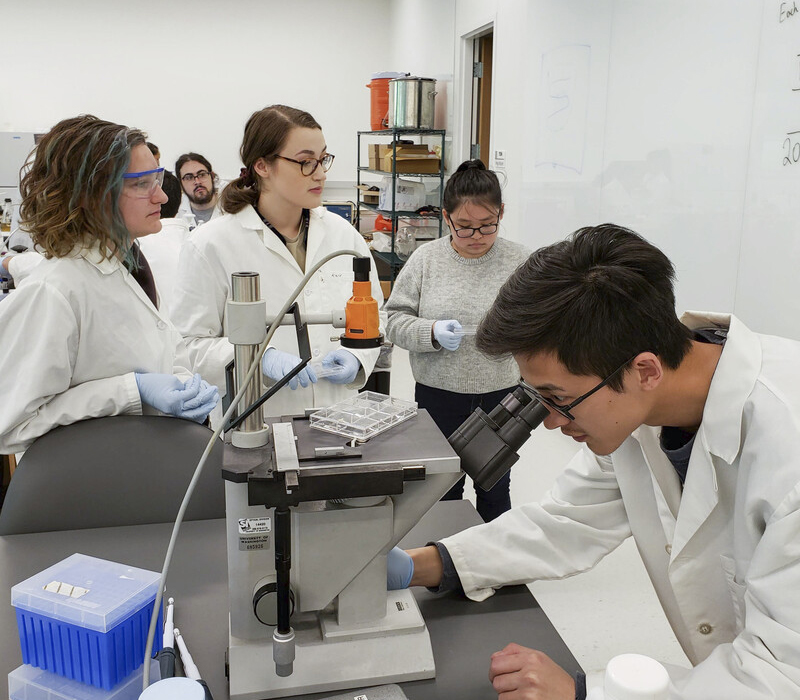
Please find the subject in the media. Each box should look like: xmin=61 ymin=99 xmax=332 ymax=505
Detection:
xmin=0 ymin=115 xmax=219 ymax=454
xmin=171 ymin=104 xmax=383 ymax=418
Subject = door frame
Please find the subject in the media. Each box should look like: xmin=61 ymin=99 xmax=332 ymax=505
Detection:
xmin=456 ymin=20 xmax=495 ymax=167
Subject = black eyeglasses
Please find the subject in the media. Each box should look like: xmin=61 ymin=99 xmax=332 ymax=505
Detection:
xmin=447 ymin=216 xmax=500 ymax=238
xmin=181 ymin=170 xmax=212 ymax=183
xmin=519 ymin=355 xmax=638 ymax=421
xmin=275 ymin=153 xmax=335 ymax=177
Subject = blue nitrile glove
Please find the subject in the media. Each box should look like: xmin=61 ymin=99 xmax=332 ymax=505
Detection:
xmin=320 ymin=348 xmax=361 ymax=384
xmin=178 ymin=374 xmax=220 ymax=423
xmin=261 ymin=348 xmax=317 ymax=390
xmin=433 ymin=320 xmax=462 ymax=351
xmin=135 ymin=372 xmax=218 ymax=423
xmin=0 ymin=254 xmax=14 ymax=280
xmin=387 ymin=547 xmax=414 ymax=590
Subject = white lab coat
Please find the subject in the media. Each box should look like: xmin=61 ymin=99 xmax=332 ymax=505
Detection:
xmin=137 ymin=217 xmax=191 ymax=319
xmin=170 ymin=205 xmax=384 ymax=417
xmin=441 ymin=312 xmax=800 ymax=698
xmin=0 ymin=243 xmax=193 ymax=454
xmin=177 ymin=195 xmax=223 ymax=229
xmin=6 ymin=251 xmax=43 ymax=283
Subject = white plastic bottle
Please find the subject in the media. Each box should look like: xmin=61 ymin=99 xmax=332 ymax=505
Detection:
xmin=586 ymin=653 xmax=670 ymax=700
xmin=138 ymin=676 xmax=204 ymax=699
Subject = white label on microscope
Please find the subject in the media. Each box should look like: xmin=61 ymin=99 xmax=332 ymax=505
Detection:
xmin=239 ymin=535 xmax=269 ymax=551
xmin=238 ymin=517 xmax=271 ymax=534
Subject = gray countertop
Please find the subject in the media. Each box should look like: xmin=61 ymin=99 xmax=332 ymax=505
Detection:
xmin=0 ymin=500 xmax=582 ymax=699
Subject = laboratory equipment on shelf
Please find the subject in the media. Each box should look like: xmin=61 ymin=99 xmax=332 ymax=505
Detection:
xmin=0 ymin=198 xmax=12 ymax=234
xmin=356 ymin=128 xmax=446 ymax=283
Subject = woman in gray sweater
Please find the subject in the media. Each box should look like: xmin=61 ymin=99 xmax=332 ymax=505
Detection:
xmin=385 ymin=160 xmax=529 ymax=521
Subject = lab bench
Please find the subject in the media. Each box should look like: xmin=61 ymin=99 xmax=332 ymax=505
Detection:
xmin=0 ymin=501 xmax=582 ymax=699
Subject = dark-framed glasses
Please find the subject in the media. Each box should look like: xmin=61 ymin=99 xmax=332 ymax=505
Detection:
xmin=122 ymin=167 xmax=165 ymax=199
xmin=448 ymin=218 xmax=500 ymax=238
xmin=519 ymin=355 xmax=638 ymax=421
xmin=275 ymin=153 xmax=335 ymax=176
xmin=180 ymin=169 xmax=212 ymax=183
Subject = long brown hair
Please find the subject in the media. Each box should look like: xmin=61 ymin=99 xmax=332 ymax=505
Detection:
xmin=18 ymin=114 xmax=145 ymax=262
xmin=221 ymin=105 xmax=321 ymax=214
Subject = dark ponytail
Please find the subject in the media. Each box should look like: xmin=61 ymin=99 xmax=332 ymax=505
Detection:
xmin=442 ymin=159 xmax=502 ymax=214
xmin=221 ymin=105 xmax=322 ymax=214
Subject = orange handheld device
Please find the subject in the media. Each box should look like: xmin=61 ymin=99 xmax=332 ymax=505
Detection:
xmin=341 ymin=257 xmax=383 ymax=349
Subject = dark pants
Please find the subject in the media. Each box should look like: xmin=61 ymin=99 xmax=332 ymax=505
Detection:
xmin=415 ymin=382 xmax=516 ymax=522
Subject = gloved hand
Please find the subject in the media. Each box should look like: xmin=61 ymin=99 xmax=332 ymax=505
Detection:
xmin=387 ymin=547 xmax=414 ymax=590
xmin=178 ymin=374 xmax=220 ymax=422
xmin=261 ymin=348 xmax=317 ymax=390
xmin=433 ymin=320 xmax=463 ymax=351
xmin=135 ymin=373 xmax=219 ymax=423
xmin=0 ymin=254 xmax=14 ymax=278
xmin=320 ymin=348 xmax=361 ymax=384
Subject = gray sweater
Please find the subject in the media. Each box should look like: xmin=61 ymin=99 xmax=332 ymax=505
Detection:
xmin=385 ymin=235 xmax=530 ymax=394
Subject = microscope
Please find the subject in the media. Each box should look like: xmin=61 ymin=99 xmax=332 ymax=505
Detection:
xmin=221 ymin=259 xmax=547 ymax=700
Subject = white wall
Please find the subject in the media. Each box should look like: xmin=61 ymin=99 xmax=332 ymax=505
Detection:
xmin=388 ymin=0 xmax=456 ymax=166
xmin=393 ymin=1 xmax=799 ymax=340
xmin=6 ymin=0 xmax=798 ymax=339
xmin=2 ymin=0 xmax=393 ymax=184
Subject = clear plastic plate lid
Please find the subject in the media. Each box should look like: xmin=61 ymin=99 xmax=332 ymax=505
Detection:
xmin=9 ymin=661 xmax=158 ymax=700
xmin=309 ymin=391 xmax=417 ymax=440
xmin=11 ymin=553 xmax=160 ymax=632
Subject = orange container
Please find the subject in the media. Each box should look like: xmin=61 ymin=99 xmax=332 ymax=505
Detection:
xmin=367 ymin=73 xmax=405 ymax=130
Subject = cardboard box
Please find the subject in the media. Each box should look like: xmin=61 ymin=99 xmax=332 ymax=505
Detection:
xmin=367 ymin=144 xmax=382 ymax=170
xmin=380 ymin=280 xmax=392 ymax=299
xmin=381 ymin=152 xmax=440 ymax=174
xmin=367 ymin=144 xmax=440 ymax=174
xmin=357 ymin=184 xmax=380 ymax=205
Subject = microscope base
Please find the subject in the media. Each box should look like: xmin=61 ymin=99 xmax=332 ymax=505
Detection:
xmin=227 ymin=590 xmax=435 ymax=700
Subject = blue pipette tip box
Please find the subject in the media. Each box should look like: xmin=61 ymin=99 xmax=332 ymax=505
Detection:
xmin=11 ymin=553 xmax=163 ymax=690
xmin=9 ymin=659 xmax=159 ymax=700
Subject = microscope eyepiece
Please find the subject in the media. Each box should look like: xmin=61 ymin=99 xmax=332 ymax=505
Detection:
xmin=448 ymin=387 xmax=548 ymax=491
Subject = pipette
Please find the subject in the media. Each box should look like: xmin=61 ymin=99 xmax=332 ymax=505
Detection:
xmin=451 ymin=325 xmax=478 ymax=336
xmin=174 ymin=627 xmax=214 ymax=700
xmin=155 ymin=597 xmax=176 ymax=679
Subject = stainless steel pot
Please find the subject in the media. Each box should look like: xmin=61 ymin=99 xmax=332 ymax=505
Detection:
xmin=388 ymin=77 xmax=437 ymax=129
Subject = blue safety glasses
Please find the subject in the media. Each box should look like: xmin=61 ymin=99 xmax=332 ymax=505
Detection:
xmin=122 ymin=167 xmax=165 ymax=199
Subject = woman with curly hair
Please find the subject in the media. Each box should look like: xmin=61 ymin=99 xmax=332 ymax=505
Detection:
xmin=0 ymin=115 xmax=219 ymax=454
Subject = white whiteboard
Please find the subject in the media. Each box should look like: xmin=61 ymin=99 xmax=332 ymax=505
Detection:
xmin=523 ymin=0 xmax=800 ymax=340
xmin=737 ymin=1 xmax=800 ymax=339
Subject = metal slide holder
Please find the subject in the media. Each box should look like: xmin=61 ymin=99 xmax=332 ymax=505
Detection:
xmin=227 ymin=272 xmax=269 ymax=449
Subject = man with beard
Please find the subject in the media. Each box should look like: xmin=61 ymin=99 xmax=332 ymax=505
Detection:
xmin=175 ymin=152 xmax=222 ymax=228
